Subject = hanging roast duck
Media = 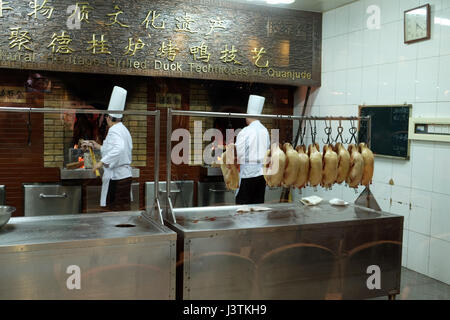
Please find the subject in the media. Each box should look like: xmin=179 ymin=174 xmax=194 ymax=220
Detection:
xmin=294 ymin=145 xmax=310 ymax=190
xmin=263 ymin=143 xmax=286 ymax=187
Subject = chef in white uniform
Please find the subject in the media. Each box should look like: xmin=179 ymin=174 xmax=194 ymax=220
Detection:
xmin=235 ymin=94 xmax=270 ymax=204
xmin=82 ymin=86 xmax=133 ymax=211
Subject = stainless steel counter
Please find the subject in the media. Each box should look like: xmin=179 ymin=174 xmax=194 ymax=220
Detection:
xmin=167 ymin=202 xmax=403 ymax=300
xmin=171 ymin=202 xmax=391 ymax=235
xmin=60 ymin=167 xmax=140 ymax=179
xmin=0 ymin=211 xmax=176 ymax=299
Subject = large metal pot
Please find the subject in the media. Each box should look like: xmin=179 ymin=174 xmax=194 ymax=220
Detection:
xmin=0 ymin=206 xmax=15 ymax=229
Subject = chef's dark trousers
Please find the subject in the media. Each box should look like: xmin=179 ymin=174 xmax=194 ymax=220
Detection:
xmin=106 ymin=177 xmax=132 ymax=211
xmin=235 ymin=175 xmax=266 ymax=205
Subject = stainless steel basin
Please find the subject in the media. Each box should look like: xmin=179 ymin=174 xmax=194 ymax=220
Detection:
xmin=0 ymin=206 xmax=15 ymax=228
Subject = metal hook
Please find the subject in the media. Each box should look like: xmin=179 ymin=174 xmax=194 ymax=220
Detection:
xmin=322 ymin=119 xmax=333 ymax=144
xmin=334 ymin=119 xmax=347 ymax=144
xmin=227 ymin=112 xmax=232 ymax=129
xmin=349 ymin=119 xmax=358 ymax=144
xmin=309 ymin=119 xmax=316 ymax=145
xmin=300 ymin=122 xmax=307 ymax=146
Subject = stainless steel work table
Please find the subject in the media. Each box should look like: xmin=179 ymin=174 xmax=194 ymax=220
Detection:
xmin=167 ymin=202 xmax=404 ymax=300
xmin=0 ymin=211 xmax=176 ymax=300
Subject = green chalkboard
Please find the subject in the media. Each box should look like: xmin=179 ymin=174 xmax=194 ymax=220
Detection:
xmin=358 ymin=105 xmax=411 ymax=159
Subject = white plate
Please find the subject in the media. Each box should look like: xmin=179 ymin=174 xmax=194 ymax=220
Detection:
xmin=329 ymin=198 xmax=349 ymax=206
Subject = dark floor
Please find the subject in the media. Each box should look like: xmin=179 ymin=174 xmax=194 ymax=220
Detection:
xmin=370 ymin=267 xmax=450 ymax=300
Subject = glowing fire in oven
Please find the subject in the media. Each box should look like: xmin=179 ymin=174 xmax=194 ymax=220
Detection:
xmin=78 ymin=156 xmax=84 ymax=168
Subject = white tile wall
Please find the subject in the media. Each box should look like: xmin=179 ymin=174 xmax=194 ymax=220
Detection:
xmin=378 ymin=63 xmax=397 ymax=104
xmin=438 ymin=54 xmax=450 ymax=101
xmin=407 ymin=231 xmax=430 ymax=275
xmin=410 ymin=141 xmax=435 ymax=191
xmin=432 ymin=142 xmax=450 ymax=194
xmin=409 ymin=189 xmax=432 ymax=235
xmin=303 ymin=0 xmax=450 ymax=284
xmin=429 ymin=238 xmax=450 ymax=284
xmin=347 ymin=31 xmax=364 ymax=69
xmin=438 ymin=8 xmax=450 ymax=55
xmin=431 ymin=192 xmax=450 ymax=242
xmin=402 ymin=229 xmax=409 ymax=267
xmin=395 ymin=60 xmax=417 ymax=104
xmin=415 ymin=57 xmax=439 ymax=102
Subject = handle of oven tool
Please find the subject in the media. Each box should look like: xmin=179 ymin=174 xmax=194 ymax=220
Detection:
xmin=89 ymin=147 xmax=100 ymax=177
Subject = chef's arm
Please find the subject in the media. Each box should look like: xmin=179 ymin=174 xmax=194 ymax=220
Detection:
xmin=92 ymin=160 xmax=103 ymax=172
xmin=100 ymin=132 xmax=124 ymax=169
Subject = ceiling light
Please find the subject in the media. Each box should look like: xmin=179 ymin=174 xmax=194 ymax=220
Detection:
xmin=246 ymin=0 xmax=296 ymax=4
xmin=266 ymin=0 xmax=295 ymax=4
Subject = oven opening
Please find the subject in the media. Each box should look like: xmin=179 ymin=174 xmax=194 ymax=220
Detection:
xmin=65 ymin=108 xmax=108 ymax=168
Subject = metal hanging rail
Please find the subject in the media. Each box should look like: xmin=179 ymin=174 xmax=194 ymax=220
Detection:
xmin=0 ymin=106 xmax=164 ymax=225
xmin=165 ymin=108 xmax=372 ymax=223
xmin=0 ymin=106 xmax=154 ymax=116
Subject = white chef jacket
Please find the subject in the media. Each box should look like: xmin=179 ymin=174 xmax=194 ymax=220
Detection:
xmin=99 ymin=122 xmax=133 ymax=207
xmin=235 ymin=120 xmax=270 ymax=179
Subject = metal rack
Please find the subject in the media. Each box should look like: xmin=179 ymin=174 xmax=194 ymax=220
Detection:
xmin=165 ymin=108 xmax=374 ymax=223
xmin=0 ymin=106 xmax=164 ymax=225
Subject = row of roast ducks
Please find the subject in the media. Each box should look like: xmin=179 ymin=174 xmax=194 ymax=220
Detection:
xmin=220 ymin=142 xmax=374 ymax=191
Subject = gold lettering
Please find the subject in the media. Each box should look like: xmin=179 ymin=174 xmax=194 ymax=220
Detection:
xmin=124 ymin=38 xmax=146 ymax=56
xmin=142 ymin=10 xmax=165 ymax=29
xmin=0 ymin=0 xmax=13 ymax=17
xmin=9 ymin=27 xmax=33 ymax=52
xmin=106 ymin=5 xmax=129 ymax=28
xmin=251 ymin=47 xmax=269 ymax=68
xmin=47 ymin=31 xmax=74 ymax=54
xmin=86 ymin=34 xmax=111 ymax=55
xmin=207 ymin=17 xmax=226 ymax=35
xmin=69 ymin=2 xmax=93 ymax=24
xmin=175 ymin=13 xmax=198 ymax=33
xmin=220 ymin=45 xmax=242 ymax=65
xmin=189 ymin=42 xmax=211 ymax=63
xmin=28 ymin=0 xmax=54 ymax=19
xmin=157 ymin=40 xmax=179 ymax=62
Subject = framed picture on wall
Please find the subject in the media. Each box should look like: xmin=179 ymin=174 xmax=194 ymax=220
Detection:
xmin=404 ymin=4 xmax=431 ymax=44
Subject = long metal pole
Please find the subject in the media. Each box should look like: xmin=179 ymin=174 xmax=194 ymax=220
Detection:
xmin=171 ymin=109 xmax=369 ymax=121
xmin=0 ymin=106 xmax=157 ymax=116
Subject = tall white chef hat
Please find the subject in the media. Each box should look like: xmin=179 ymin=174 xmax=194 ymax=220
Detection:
xmin=246 ymin=94 xmax=265 ymax=115
xmin=107 ymin=86 xmax=127 ymax=119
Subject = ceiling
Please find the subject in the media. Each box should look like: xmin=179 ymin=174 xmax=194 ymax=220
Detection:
xmin=226 ymin=0 xmax=358 ymax=12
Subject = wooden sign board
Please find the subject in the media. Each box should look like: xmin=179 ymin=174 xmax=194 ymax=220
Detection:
xmin=0 ymin=0 xmax=321 ymax=86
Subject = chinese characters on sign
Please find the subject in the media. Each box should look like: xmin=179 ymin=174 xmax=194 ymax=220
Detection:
xmin=220 ymin=45 xmax=242 ymax=65
xmin=207 ymin=18 xmax=226 ymax=35
xmin=0 ymin=0 xmax=319 ymax=86
xmin=124 ymin=38 xmax=146 ymax=56
xmin=69 ymin=2 xmax=93 ymax=24
xmin=9 ymin=28 xmax=33 ymax=51
xmin=190 ymin=43 xmax=211 ymax=63
xmin=86 ymin=34 xmax=111 ymax=55
xmin=142 ymin=10 xmax=165 ymax=29
xmin=48 ymin=31 xmax=74 ymax=54
xmin=175 ymin=13 xmax=198 ymax=33
xmin=106 ymin=5 xmax=129 ymax=28
xmin=0 ymin=0 xmax=13 ymax=18
xmin=0 ymin=87 xmax=25 ymax=103
xmin=252 ymin=48 xmax=269 ymax=68
xmin=28 ymin=0 xmax=54 ymax=19
xmin=157 ymin=40 xmax=179 ymax=62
